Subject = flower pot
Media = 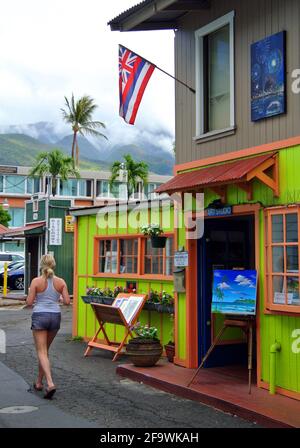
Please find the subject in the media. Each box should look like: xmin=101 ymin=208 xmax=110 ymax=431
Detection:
xmin=151 ymin=236 xmax=167 ymax=248
xmin=81 ymin=296 xmax=114 ymax=305
xmin=143 ymin=301 xmax=159 ymax=311
xmin=164 ymin=343 xmax=175 ymax=363
xmin=101 ymin=297 xmax=114 ymax=305
xmin=81 ymin=295 xmax=103 ymax=304
xmin=126 ymin=338 xmax=163 ymax=367
xmin=155 ymin=303 xmax=174 ymax=314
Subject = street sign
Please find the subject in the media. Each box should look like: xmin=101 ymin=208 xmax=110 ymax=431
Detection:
xmin=174 ymin=251 xmax=189 ymax=267
xmin=49 ymin=218 xmax=62 ymax=245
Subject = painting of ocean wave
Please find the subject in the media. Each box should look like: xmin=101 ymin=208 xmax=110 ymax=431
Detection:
xmin=212 ymin=270 xmax=258 ymax=316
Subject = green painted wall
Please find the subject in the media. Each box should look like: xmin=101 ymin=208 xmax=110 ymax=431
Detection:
xmin=75 ymin=205 xmax=175 ymax=349
xmin=182 ymin=146 xmax=300 ymax=395
xmin=48 ymin=200 xmax=74 ymax=294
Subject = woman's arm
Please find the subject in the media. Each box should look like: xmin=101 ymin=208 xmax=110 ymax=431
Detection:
xmin=26 ymin=279 xmax=37 ymax=306
xmin=61 ymin=280 xmax=71 ymax=305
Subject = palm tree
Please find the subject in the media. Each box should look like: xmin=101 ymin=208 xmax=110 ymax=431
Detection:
xmin=29 ymin=149 xmax=80 ymax=197
xmin=61 ymin=94 xmax=107 ymax=165
xmin=109 ymin=154 xmax=148 ymax=200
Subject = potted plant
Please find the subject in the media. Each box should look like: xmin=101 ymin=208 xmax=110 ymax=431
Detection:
xmin=157 ymin=291 xmax=174 ymax=314
xmin=126 ymin=323 xmax=163 ymax=367
xmin=141 ymin=223 xmax=166 ymax=248
xmin=164 ymin=314 xmax=175 ymax=363
xmin=144 ymin=289 xmax=160 ymax=311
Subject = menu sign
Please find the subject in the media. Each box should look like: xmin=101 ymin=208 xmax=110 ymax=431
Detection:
xmin=49 ymin=218 xmax=62 ymax=246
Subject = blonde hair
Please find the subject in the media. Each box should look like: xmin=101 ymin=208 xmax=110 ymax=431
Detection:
xmin=40 ymin=254 xmax=56 ymax=278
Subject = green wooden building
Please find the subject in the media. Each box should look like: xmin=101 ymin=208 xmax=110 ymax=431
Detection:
xmin=71 ymin=200 xmax=175 ymax=351
xmin=24 ymin=197 xmax=74 ymax=293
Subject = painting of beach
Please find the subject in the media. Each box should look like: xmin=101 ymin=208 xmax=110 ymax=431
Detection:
xmin=212 ymin=270 xmax=258 ymax=316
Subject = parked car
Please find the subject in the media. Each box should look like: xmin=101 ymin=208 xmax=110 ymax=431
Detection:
xmin=0 ymin=262 xmax=24 ymax=290
xmin=0 ymin=253 xmax=24 ymax=270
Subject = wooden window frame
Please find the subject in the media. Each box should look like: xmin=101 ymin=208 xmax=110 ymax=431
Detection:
xmin=194 ymin=10 xmax=235 ymax=140
xmin=265 ymin=206 xmax=300 ymax=314
xmin=93 ymin=233 xmax=174 ymax=280
xmin=142 ymin=234 xmax=174 ymax=279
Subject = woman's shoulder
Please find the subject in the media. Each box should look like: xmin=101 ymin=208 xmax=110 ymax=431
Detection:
xmin=53 ymin=276 xmax=66 ymax=287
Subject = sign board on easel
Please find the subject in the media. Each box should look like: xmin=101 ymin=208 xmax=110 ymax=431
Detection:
xmin=84 ymin=293 xmax=147 ymax=361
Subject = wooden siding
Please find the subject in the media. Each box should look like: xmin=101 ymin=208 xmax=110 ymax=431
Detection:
xmin=48 ymin=200 xmax=74 ymax=293
xmin=179 ymin=145 xmax=300 ymax=394
xmin=74 ymin=206 xmax=178 ymax=356
xmin=175 ymin=0 xmax=300 ymax=164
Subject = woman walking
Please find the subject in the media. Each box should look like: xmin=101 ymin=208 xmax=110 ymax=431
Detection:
xmin=26 ymin=254 xmax=70 ymax=399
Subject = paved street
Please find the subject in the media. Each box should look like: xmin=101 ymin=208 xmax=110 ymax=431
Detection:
xmin=0 ymin=306 xmax=257 ymax=428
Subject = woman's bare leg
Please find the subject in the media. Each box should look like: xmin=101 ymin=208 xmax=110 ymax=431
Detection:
xmin=35 ymin=330 xmax=58 ymax=386
xmin=33 ymin=330 xmax=55 ymax=389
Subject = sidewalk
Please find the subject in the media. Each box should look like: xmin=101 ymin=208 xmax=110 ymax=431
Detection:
xmin=0 ymin=361 xmax=96 ymax=428
xmin=117 ymin=361 xmax=300 ymax=428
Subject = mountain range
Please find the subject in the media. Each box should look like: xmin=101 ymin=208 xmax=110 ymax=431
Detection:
xmin=0 ymin=122 xmax=175 ymax=175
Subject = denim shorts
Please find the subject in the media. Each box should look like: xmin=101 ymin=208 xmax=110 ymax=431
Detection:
xmin=31 ymin=312 xmax=61 ymax=331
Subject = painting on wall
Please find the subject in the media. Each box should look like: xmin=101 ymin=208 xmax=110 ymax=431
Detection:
xmin=251 ymin=31 xmax=286 ymax=121
xmin=212 ymin=270 xmax=258 ymax=316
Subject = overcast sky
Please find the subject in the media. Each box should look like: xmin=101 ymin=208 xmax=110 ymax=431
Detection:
xmin=0 ymin=0 xmax=175 ymax=150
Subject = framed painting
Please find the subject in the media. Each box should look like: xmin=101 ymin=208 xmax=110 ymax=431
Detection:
xmin=212 ymin=270 xmax=258 ymax=316
xmin=251 ymin=31 xmax=286 ymax=121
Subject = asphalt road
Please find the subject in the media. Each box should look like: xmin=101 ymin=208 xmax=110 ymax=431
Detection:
xmin=0 ymin=306 xmax=258 ymax=428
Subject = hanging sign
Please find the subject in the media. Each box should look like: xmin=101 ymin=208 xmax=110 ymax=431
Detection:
xmin=65 ymin=215 xmax=75 ymax=233
xmin=174 ymin=251 xmax=189 ymax=267
xmin=49 ymin=218 xmax=62 ymax=246
xmin=207 ymin=206 xmax=232 ymax=217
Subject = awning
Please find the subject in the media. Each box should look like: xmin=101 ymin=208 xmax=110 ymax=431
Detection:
xmin=156 ymin=153 xmax=279 ymax=201
xmin=108 ymin=0 xmax=210 ymax=31
xmin=0 ymin=222 xmax=46 ymax=239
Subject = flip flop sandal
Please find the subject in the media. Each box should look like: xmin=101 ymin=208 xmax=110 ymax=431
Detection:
xmin=44 ymin=387 xmax=56 ymax=399
xmin=33 ymin=383 xmax=43 ymax=392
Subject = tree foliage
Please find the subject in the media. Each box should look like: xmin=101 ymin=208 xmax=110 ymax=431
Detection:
xmin=61 ymin=94 xmax=107 ymax=165
xmin=109 ymin=154 xmax=149 ymax=199
xmin=29 ymin=149 xmax=80 ymax=196
xmin=0 ymin=206 xmax=11 ymax=227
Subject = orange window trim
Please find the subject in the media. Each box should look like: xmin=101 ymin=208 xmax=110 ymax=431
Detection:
xmin=93 ymin=233 xmax=174 ymax=279
xmin=264 ymin=205 xmax=300 ymax=315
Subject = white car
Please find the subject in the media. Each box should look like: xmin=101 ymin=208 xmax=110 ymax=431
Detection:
xmin=0 ymin=253 xmax=24 ymax=270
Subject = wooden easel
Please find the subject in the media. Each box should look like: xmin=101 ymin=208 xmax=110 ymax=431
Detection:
xmin=187 ymin=315 xmax=255 ymax=393
xmin=84 ymin=293 xmax=147 ymax=361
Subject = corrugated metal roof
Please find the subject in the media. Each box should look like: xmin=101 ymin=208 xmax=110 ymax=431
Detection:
xmin=156 ymin=153 xmax=275 ymax=194
xmin=108 ymin=0 xmax=192 ymax=31
xmin=0 ymin=222 xmax=45 ymax=238
xmin=108 ymin=0 xmax=152 ymax=25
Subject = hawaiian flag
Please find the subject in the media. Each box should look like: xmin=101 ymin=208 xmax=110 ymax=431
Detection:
xmin=119 ymin=45 xmax=155 ymax=125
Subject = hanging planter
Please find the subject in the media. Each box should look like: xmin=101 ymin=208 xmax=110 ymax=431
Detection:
xmin=141 ymin=224 xmax=166 ymax=248
xmin=150 ymin=235 xmax=167 ymax=248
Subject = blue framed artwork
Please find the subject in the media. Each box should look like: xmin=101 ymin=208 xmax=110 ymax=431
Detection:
xmin=251 ymin=31 xmax=286 ymax=121
xmin=212 ymin=270 xmax=258 ymax=316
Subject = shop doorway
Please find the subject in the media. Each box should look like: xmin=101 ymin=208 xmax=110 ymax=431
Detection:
xmin=198 ymin=215 xmax=256 ymax=368
xmin=25 ymin=235 xmax=42 ymax=292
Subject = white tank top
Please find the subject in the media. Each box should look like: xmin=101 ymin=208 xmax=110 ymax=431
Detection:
xmin=33 ymin=277 xmax=61 ymax=313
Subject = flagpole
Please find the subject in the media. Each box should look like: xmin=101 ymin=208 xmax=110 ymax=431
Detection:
xmin=120 ymin=44 xmax=196 ymax=94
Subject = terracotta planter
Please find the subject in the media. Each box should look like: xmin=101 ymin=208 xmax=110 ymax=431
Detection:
xmin=126 ymin=338 xmax=163 ymax=367
xmin=151 ymin=236 xmax=167 ymax=248
xmin=164 ymin=343 xmax=175 ymax=363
